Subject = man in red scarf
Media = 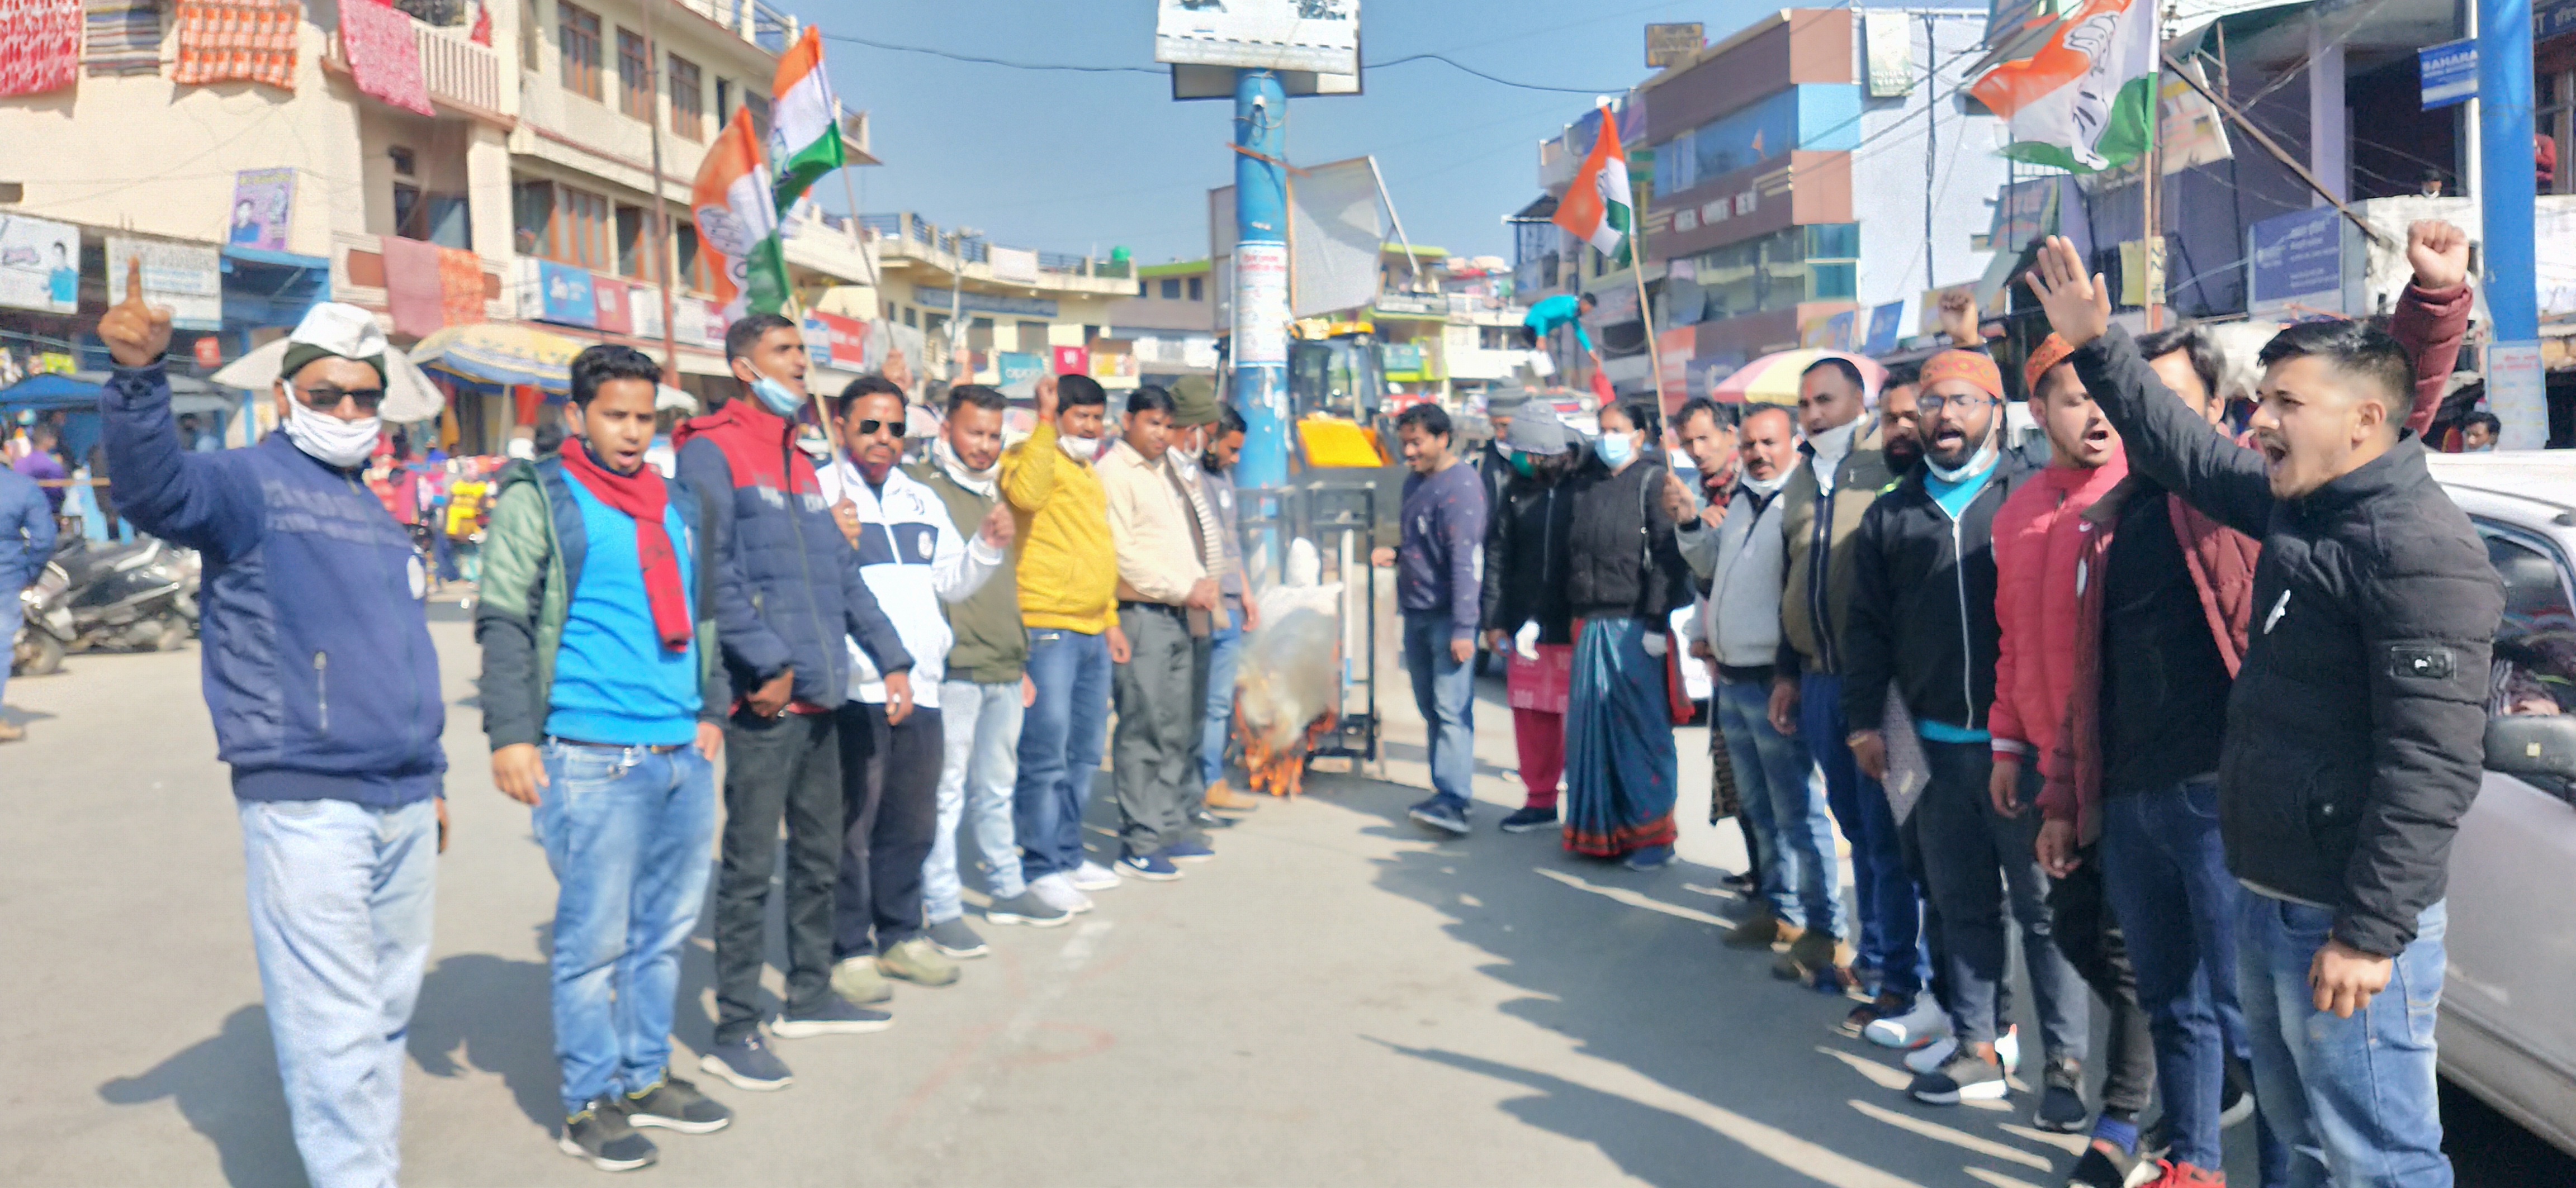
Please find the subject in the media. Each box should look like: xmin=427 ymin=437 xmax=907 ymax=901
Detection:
xmin=477 ymin=346 xmax=734 ymax=1171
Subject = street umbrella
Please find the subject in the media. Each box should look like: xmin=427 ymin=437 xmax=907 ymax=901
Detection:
xmin=405 ymin=324 xmax=586 ymax=393
xmin=212 ymin=339 xmax=446 ymax=423
xmin=1710 ymin=349 xmax=1888 ymax=406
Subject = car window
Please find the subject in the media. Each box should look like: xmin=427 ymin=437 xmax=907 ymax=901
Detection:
xmin=2476 ymin=521 xmax=2576 ymax=720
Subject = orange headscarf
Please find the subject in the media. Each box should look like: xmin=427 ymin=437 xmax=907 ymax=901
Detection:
xmin=2023 ymin=334 xmax=2075 ymax=395
xmin=1919 ymin=349 xmax=2003 ymax=400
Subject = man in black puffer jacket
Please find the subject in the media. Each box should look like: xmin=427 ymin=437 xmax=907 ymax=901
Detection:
xmin=2032 ymin=236 xmax=2500 ymax=1188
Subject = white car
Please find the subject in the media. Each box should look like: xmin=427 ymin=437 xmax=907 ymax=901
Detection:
xmin=2422 ymin=450 xmax=2576 ymax=1158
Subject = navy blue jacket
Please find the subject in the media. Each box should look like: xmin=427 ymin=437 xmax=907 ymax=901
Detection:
xmin=674 ymin=397 xmax=910 ymax=709
xmin=103 ymin=365 xmax=445 ymax=806
xmin=0 ymin=462 xmax=56 ymax=591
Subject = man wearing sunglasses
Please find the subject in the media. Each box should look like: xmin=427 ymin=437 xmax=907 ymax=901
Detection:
xmin=98 ymin=268 xmax=447 ymax=1188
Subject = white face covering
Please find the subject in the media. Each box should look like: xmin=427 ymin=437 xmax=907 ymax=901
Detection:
xmin=1739 ymin=465 xmax=1793 ymax=497
xmin=1925 ymin=419 xmax=2001 ymax=483
xmin=1058 ymin=431 xmax=1104 ymax=463
xmin=282 ymin=398 xmax=381 ymax=469
xmin=934 ymin=435 xmax=999 ymax=486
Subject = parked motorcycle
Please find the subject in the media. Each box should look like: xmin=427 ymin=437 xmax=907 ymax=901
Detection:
xmin=45 ymin=535 xmax=196 ymax=657
xmin=11 ymin=562 xmax=73 ymax=677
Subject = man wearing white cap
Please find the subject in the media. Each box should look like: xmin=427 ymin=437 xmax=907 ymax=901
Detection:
xmin=99 ymin=266 xmax=446 ymax=1188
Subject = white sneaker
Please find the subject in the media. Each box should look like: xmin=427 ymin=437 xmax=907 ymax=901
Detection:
xmin=1863 ymin=995 xmax=1951 ymax=1051
xmin=1070 ymin=861 xmax=1123 ymax=892
xmin=1903 ymin=1035 xmax=1958 ymax=1075
xmin=1031 ymin=873 xmax=1093 ymax=915
xmin=1997 ymin=1025 xmax=2021 ymax=1075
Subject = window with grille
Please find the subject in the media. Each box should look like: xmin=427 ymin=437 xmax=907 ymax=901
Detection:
xmin=676 ymin=224 xmax=711 ymax=293
xmin=617 ymin=28 xmax=652 ymax=120
xmin=669 ymin=55 xmax=704 ymax=142
xmin=558 ymin=3 xmax=602 ymax=99
xmin=531 ymin=184 xmax=610 ymax=269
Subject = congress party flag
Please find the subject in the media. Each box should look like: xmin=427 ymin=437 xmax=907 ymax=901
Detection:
xmin=1969 ymin=0 xmax=2158 ymax=174
xmin=770 ymin=26 xmax=845 ymax=215
xmin=1552 ymin=104 xmax=1633 ymax=265
xmin=692 ymin=109 xmax=792 ymax=320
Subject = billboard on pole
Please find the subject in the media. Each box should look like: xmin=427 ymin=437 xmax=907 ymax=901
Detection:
xmin=1154 ymin=0 xmax=1359 ymax=75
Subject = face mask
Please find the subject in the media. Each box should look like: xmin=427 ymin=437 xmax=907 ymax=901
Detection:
xmin=1058 ymin=432 xmax=1104 ymax=463
xmin=1925 ymin=420 xmax=2000 ymax=483
xmin=749 ymin=374 xmax=804 ymax=417
xmin=1740 ymin=467 xmax=1792 ymax=497
xmin=1508 ymin=452 xmax=1537 ymax=478
xmin=283 ymin=399 xmax=381 ymax=469
xmin=934 ymin=435 xmax=999 ymax=485
xmin=1594 ymin=433 xmax=1635 ymax=469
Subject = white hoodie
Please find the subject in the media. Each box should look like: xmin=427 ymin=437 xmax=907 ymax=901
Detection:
xmin=818 ymin=458 xmax=1003 ymax=708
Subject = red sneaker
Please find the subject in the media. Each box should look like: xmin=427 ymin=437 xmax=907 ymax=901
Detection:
xmin=2143 ymin=1160 xmax=2225 ymax=1188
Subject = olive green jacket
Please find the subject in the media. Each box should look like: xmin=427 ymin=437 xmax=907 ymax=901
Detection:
xmin=1775 ymin=440 xmax=1899 ymax=677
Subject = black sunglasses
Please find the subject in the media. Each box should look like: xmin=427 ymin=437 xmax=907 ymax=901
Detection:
xmin=297 ymin=383 xmax=387 ymax=412
xmin=849 ymin=418 xmax=899 ymax=439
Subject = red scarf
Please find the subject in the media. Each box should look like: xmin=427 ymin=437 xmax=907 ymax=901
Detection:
xmin=561 ymin=443 xmax=692 ymax=653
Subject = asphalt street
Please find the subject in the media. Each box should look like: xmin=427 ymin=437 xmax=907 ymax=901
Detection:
xmin=1 ymin=603 xmax=2568 ymax=1187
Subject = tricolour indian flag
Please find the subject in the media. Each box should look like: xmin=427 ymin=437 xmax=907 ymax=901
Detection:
xmin=1552 ymin=104 xmax=1633 ymax=266
xmin=692 ymin=109 xmax=792 ymax=320
xmin=1969 ymin=0 xmax=2158 ymax=173
xmin=770 ymin=26 xmax=845 ymax=215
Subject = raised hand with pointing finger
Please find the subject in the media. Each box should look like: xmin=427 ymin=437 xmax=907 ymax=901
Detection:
xmin=100 ymin=257 xmax=174 ymax=369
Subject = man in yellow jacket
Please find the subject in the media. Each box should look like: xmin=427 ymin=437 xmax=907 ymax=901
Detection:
xmin=1002 ymin=374 xmax=1126 ymax=914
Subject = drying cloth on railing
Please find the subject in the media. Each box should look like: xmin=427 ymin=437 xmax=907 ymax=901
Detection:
xmin=436 ymin=245 xmax=485 ymax=328
xmin=84 ymin=0 xmax=163 ymax=77
xmin=172 ymin=0 xmax=295 ymax=89
xmin=0 ymin=0 xmax=84 ymax=98
xmin=342 ymin=0 xmax=433 ymax=116
xmin=382 ymin=235 xmax=446 ymax=339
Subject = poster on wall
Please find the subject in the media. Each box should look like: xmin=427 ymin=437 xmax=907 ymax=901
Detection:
xmin=229 ymin=169 xmax=296 ymax=251
xmin=106 ymin=237 xmax=225 ymax=330
xmin=1050 ymin=345 xmax=1088 ymax=377
xmin=537 ymin=261 xmax=597 ymax=327
xmin=0 ymin=215 xmax=82 ymax=314
xmin=1232 ymin=242 xmax=1290 ymax=367
xmin=996 ymin=351 xmax=1046 ymax=398
xmin=2247 ymin=206 xmax=2345 ymax=315
xmin=673 ymin=296 xmax=712 ymax=346
xmin=593 ymin=277 xmax=634 ymax=335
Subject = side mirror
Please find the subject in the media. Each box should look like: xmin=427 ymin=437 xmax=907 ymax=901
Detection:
xmin=2483 ymin=714 xmax=2576 ymax=783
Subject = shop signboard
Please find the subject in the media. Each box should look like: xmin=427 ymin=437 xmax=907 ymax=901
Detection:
xmin=0 ymin=214 xmax=81 ymax=314
xmin=106 ymin=236 xmax=224 ymax=331
xmin=593 ymin=276 xmax=634 ymax=335
xmin=991 ymin=247 xmax=1040 ymax=286
xmin=1656 ymin=325 xmax=1695 ymax=403
xmin=673 ymin=296 xmax=712 ymax=346
xmin=629 ymin=289 xmax=663 ymax=341
xmin=537 ymin=261 xmax=596 ymax=327
xmin=229 ymin=169 xmax=295 ymax=251
xmin=1233 ymin=242 xmax=1290 ymax=366
xmin=1646 ymin=22 xmax=1703 ymax=69
xmin=1864 ymin=301 xmax=1905 ymax=355
xmin=1050 ymin=344 xmax=1088 ymax=376
xmin=2488 ymin=341 xmax=2547 ymax=450
xmin=1154 ymin=0 xmax=1358 ymax=74
xmin=2544 ymin=0 xmax=2576 ymax=40
xmin=1090 ymin=349 xmax=1138 ymax=382
xmin=2418 ymin=40 xmax=2476 ymax=111
xmin=2248 ymin=206 xmax=2345 ymax=315
xmin=912 ymin=287 xmax=1059 ymax=319
xmin=996 ymin=351 xmax=1046 ymax=397
xmin=809 ymin=311 xmax=866 ymax=367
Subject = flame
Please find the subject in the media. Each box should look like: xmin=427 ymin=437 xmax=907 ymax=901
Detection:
xmin=1238 ymin=705 xmax=1337 ymax=797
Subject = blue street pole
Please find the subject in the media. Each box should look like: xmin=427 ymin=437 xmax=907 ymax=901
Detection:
xmin=1232 ymin=68 xmax=1290 ymax=490
xmin=2476 ymin=0 xmax=2541 ymax=441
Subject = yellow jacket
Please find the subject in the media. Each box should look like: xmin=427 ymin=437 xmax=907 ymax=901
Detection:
xmin=1000 ymin=421 xmax=1120 ymax=634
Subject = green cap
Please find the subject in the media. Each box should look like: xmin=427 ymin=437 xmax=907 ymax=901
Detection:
xmin=1169 ymin=375 xmax=1221 ymax=427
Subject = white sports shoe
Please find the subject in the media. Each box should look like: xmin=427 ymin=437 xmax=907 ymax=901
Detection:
xmin=1863 ymin=995 xmax=1952 ymax=1050
xmin=1031 ymin=873 xmax=1094 ymax=915
xmin=1901 ymin=1025 xmax=2021 ymax=1075
xmin=1070 ymin=860 xmax=1123 ymax=892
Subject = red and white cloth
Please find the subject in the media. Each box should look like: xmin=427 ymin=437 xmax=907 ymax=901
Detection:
xmin=0 ymin=0 xmax=82 ymax=99
xmin=341 ymin=0 xmax=433 ymax=116
xmin=174 ymin=0 xmax=300 ymax=91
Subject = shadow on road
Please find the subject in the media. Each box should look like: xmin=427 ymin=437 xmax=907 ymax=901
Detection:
xmin=97 ymin=1005 xmax=309 ymax=1188
xmin=407 ymin=951 xmax=558 ymax=1130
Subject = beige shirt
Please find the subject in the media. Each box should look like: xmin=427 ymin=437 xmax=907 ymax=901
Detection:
xmin=1096 ymin=438 xmax=1206 ymax=606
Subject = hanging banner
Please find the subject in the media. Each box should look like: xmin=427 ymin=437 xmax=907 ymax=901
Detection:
xmin=537 ymin=260 xmax=597 ymax=327
xmin=592 ymin=275 xmax=634 ymax=335
xmin=229 ymin=168 xmax=296 ymax=250
xmin=1232 ymin=241 xmax=1290 ymax=367
xmin=1050 ymin=344 xmax=1088 ymax=376
xmin=0 ymin=214 xmax=81 ymax=314
xmin=106 ymin=236 xmax=225 ymax=331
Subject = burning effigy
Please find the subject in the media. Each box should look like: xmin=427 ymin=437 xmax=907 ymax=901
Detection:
xmin=1234 ymin=539 xmax=1347 ymax=796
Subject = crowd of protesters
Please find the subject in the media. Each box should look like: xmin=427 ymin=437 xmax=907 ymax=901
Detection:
xmin=1428 ymin=220 xmax=2502 ymax=1188
xmin=84 ymin=210 xmax=2509 ymax=1187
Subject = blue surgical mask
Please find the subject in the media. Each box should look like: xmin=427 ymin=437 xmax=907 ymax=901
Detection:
xmin=750 ymin=374 xmax=804 ymax=417
xmin=1594 ymin=433 xmax=1635 ymax=469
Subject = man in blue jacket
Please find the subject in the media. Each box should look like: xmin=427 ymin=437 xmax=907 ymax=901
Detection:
xmin=0 ymin=450 xmax=58 ymax=742
xmin=99 ymin=266 xmax=446 ymax=1188
xmin=676 ymin=313 xmax=914 ymax=1092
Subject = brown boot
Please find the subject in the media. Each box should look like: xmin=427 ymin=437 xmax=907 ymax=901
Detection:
xmin=0 ymin=719 xmax=22 ymax=743
xmin=1202 ymin=780 xmax=1260 ymax=813
xmin=1774 ymin=930 xmax=1852 ymax=983
xmin=1725 ymin=911 xmax=1795 ymax=951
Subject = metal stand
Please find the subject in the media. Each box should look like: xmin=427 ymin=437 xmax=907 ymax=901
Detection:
xmin=1237 ymin=479 xmax=1380 ymax=778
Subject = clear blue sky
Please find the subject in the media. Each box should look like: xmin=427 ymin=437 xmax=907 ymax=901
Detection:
xmin=804 ymin=0 xmax=1782 ymax=267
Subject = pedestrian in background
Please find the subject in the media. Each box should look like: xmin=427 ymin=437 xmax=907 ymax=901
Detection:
xmin=1478 ymin=404 xmax=1578 ymax=833
xmin=2033 ymin=232 xmax=2500 ymax=1188
xmin=0 ymin=430 xmax=58 ymax=742
xmin=1190 ymin=401 xmax=1261 ymax=811
xmin=13 ymin=422 xmax=67 ymax=516
xmin=912 ymin=384 xmax=1071 ymax=950
xmin=1097 ymin=385 xmax=1219 ymax=880
xmin=101 ymin=279 xmax=446 ymax=1188
xmin=1668 ymin=398 xmax=1755 ymax=883
xmin=1471 ymin=386 xmax=1528 ymax=524
xmin=1164 ymin=378 xmax=1261 ymax=825
xmin=1381 ymin=402 xmax=1487 ymax=836
xmin=818 ymin=374 xmax=1009 ymax=1000
xmin=477 ymin=345 xmax=734 ymax=1171
xmin=678 ymin=313 xmax=915 ymax=1094
xmin=1004 ymin=374 xmax=1127 ymax=913
xmin=1561 ymin=400 xmax=1693 ymax=868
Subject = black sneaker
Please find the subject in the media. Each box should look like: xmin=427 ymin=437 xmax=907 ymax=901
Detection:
xmin=1408 ymin=797 xmax=1469 ymax=835
xmin=621 ymin=1074 xmax=731 ymax=1134
xmin=2219 ymin=1059 xmax=2256 ymax=1129
xmin=2035 ymin=1058 xmax=2089 ymax=1133
xmin=698 ymin=1034 xmax=793 ymax=1092
xmin=773 ymin=994 xmax=895 ymax=1038
xmin=2064 ymin=1140 xmax=2137 ymax=1188
xmin=1498 ymin=805 xmax=1559 ymax=833
xmin=1191 ymin=807 xmax=1238 ymax=830
xmin=560 ymin=1096 xmax=658 ymax=1171
xmin=1909 ymin=1049 xmax=2007 ymax=1105
xmin=925 ymin=916 xmax=990 ymax=959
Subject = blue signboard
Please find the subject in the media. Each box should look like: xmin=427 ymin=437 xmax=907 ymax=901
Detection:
xmin=1864 ymin=302 xmax=1905 ymax=355
xmin=2541 ymin=0 xmax=2576 ymax=41
xmin=913 ymin=288 xmax=1060 ymax=319
xmin=995 ymin=351 xmax=1046 ymax=397
xmin=2418 ymin=39 xmax=2476 ymax=111
xmin=2248 ymin=206 xmax=2345 ymax=311
xmin=537 ymin=261 xmax=596 ymax=328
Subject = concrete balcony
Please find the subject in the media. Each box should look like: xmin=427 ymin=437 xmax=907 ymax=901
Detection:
xmin=324 ymin=18 xmax=510 ymax=124
xmin=852 ymin=212 xmax=1137 ymax=299
xmin=332 ymin=230 xmax=511 ymax=322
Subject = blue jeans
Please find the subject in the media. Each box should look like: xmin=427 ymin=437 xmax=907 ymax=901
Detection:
xmin=1403 ymin=612 xmax=1477 ymax=808
xmin=2099 ymin=778 xmax=2252 ymax=1170
xmin=1199 ymin=619 xmax=1243 ymax=788
xmin=929 ymin=679 xmax=1027 ymax=922
xmin=1916 ymin=741 xmax=2085 ymax=1057
xmin=533 ymin=741 xmax=717 ymax=1117
xmin=239 ymin=796 xmax=439 ymax=1188
xmin=1799 ymin=672 xmax=1927 ymax=998
xmin=1016 ymin=627 xmax=1112 ymax=880
xmin=1716 ymin=676 xmax=1839 ymax=933
xmin=2239 ymin=895 xmax=2451 ymax=1188
xmin=0 ymin=588 xmax=21 ymax=710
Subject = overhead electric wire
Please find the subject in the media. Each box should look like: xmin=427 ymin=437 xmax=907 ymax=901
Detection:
xmin=818 ymin=34 xmax=1625 ymax=93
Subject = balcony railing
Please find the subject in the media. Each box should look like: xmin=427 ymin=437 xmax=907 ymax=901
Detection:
xmin=416 ymin=22 xmax=501 ymax=115
xmin=842 ymin=212 xmax=1136 ymax=282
